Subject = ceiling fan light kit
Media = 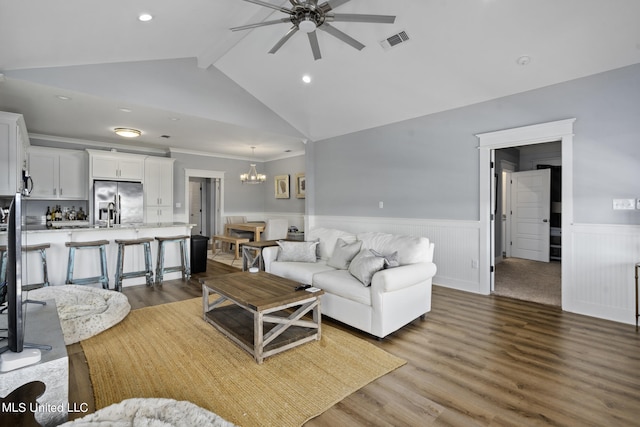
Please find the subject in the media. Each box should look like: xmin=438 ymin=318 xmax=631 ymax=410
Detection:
xmin=232 ymin=0 xmax=396 ymax=60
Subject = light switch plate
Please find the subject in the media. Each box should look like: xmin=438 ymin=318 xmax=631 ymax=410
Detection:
xmin=612 ymin=199 xmax=635 ymax=210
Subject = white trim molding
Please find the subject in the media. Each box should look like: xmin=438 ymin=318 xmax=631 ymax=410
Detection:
xmin=477 ymin=119 xmax=575 ymax=302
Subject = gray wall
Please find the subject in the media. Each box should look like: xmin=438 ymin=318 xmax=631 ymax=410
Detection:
xmin=311 ymin=63 xmax=640 ymax=225
xmin=171 ymin=152 xmax=305 ymax=217
xmin=263 ymin=155 xmax=305 ymax=213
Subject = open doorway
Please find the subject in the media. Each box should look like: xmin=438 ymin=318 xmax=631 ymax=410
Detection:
xmin=493 ymin=143 xmax=562 ymax=306
xmin=184 ymin=169 xmax=224 ymax=239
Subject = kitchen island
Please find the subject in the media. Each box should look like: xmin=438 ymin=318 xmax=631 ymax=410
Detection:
xmin=1 ymin=223 xmax=194 ymax=289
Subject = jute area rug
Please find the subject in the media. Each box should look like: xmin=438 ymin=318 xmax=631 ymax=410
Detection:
xmin=81 ymin=297 xmax=405 ymax=427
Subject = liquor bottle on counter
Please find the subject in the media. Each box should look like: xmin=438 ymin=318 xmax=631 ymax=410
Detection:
xmin=46 ymin=206 xmax=52 ymax=228
xmin=77 ymin=207 xmax=85 ymax=221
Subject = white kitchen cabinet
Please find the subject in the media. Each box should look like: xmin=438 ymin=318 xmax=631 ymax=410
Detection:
xmin=145 ymin=207 xmax=174 ymax=223
xmin=88 ymin=149 xmax=145 ymax=181
xmin=0 ymin=112 xmax=29 ymax=196
xmin=144 ymin=157 xmax=174 ymax=222
xmin=28 ymin=147 xmax=88 ymax=200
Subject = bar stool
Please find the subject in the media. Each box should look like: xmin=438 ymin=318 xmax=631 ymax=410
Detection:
xmin=0 ymin=244 xmax=50 ymax=290
xmin=155 ymin=235 xmax=191 ymax=285
xmin=114 ymin=238 xmax=154 ymax=292
xmin=65 ymin=240 xmax=110 ymax=289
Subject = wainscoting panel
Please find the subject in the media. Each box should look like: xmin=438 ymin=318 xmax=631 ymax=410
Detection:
xmin=308 ymin=216 xmax=482 ymax=293
xmin=567 ymin=224 xmax=640 ymax=324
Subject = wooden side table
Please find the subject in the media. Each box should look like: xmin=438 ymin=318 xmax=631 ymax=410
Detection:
xmin=242 ymin=240 xmax=281 ymax=271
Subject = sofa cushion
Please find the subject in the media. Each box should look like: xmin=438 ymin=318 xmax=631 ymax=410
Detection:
xmin=312 ymin=270 xmax=372 ymax=306
xmin=307 ymin=228 xmax=357 ymax=260
xmin=348 ymin=249 xmax=386 ymax=286
xmin=276 ymin=240 xmax=319 ymax=262
xmin=270 ymin=260 xmax=335 ymax=285
xmin=370 ymin=249 xmax=400 ymax=269
xmin=327 ymin=238 xmax=362 ymax=270
xmin=357 ymin=232 xmax=430 ymax=265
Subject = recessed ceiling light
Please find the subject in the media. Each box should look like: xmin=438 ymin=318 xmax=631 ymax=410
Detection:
xmin=168 ymin=117 xmax=180 ymax=121
xmin=302 ymin=74 xmax=312 ymax=84
xmin=56 ymin=95 xmax=71 ymax=101
xmin=516 ymin=55 xmax=531 ymax=66
xmin=114 ymin=128 xmax=142 ymax=138
xmin=138 ymin=13 xmax=153 ymax=22
xmin=119 ymin=107 xmax=132 ymax=113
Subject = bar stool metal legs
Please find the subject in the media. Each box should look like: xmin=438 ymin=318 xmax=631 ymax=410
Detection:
xmin=1 ymin=243 xmax=50 ymax=290
xmin=65 ymin=240 xmax=110 ymax=289
xmin=155 ymin=235 xmax=191 ymax=285
xmin=115 ymin=238 xmax=154 ymax=292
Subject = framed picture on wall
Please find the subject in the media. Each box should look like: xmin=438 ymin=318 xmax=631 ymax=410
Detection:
xmin=275 ymin=175 xmax=290 ymax=199
xmin=295 ymin=173 xmax=305 ymax=199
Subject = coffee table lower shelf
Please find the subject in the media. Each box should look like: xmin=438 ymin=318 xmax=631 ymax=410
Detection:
xmin=202 ymin=282 xmax=323 ymax=364
xmin=205 ymin=305 xmax=318 ymax=358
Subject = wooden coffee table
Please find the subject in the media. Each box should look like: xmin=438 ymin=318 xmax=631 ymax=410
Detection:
xmin=201 ymin=271 xmax=324 ymax=364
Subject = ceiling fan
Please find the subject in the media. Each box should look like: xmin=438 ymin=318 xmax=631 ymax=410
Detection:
xmin=231 ymin=0 xmax=396 ymax=60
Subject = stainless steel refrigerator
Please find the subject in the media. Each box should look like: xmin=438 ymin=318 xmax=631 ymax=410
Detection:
xmin=93 ymin=180 xmax=144 ymax=226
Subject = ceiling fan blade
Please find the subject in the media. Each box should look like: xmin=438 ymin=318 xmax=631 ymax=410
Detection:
xmin=308 ymin=31 xmax=322 ymax=60
xmin=319 ymin=0 xmax=351 ymax=13
xmin=318 ymin=23 xmax=364 ymax=50
xmin=328 ymin=13 xmax=396 ymax=24
xmin=231 ymin=18 xmax=292 ymax=31
xmin=241 ymin=0 xmax=294 ymax=14
xmin=269 ymin=26 xmax=299 ymax=54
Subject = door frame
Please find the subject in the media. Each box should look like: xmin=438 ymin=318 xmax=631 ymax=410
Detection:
xmin=477 ymin=119 xmax=575 ymax=307
xmin=500 ymin=160 xmax=516 ymax=260
xmin=184 ymin=169 xmax=225 ymax=235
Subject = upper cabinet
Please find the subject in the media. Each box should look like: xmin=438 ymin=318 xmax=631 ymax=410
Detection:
xmin=28 ymin=147 xmax=88 ymax=200
xmin=0 ymin=112 xmax=29 ymax=196
xmin=144 ymin=157 xmax=174 ymax=222
xmin=87 ymin=149 xmax=145 ymax=181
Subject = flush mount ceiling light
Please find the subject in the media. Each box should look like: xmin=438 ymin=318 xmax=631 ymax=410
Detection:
xmin=240 ymin=147 xmax=266 ymax=184
xmin=114 ymin=128 xmax=141 ymax=138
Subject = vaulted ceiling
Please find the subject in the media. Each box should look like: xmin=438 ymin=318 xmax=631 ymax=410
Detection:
xmin=1 ymin=0 xmax=639 ymax=160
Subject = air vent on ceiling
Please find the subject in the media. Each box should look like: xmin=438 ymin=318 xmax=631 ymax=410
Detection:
xmin=380 ymin=30 xmax=410 ymax=51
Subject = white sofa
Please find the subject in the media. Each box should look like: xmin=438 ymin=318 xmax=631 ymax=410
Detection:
xmin=262 ymin=228 xmax=437 ymax=339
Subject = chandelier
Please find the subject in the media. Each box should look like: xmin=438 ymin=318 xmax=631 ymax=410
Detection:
xmin=240 ymin=147 xmax=266 ymax=184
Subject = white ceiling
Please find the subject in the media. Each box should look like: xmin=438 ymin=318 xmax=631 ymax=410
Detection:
xmin=1 ymin=0 xmax=639 ymax=160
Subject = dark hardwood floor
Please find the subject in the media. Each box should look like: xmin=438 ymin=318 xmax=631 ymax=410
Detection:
xmin=67 ymin=260 xmax=640 ymax=426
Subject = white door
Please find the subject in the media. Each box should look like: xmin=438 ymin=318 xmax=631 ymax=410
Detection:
xmin=509 ymin=169 xmax=551 ymax=262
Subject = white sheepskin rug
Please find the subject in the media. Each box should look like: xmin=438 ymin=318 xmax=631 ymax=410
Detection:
xmin=60 ymin=398 xmax=237 ymax=427
xmin=28 ymin=285 xmax=131 ymax=345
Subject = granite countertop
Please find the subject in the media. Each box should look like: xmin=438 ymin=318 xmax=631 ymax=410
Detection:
xmin=1 ymin=222 xmax=194 ymax=235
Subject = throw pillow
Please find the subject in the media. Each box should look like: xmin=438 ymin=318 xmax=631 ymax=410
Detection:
xmin=348 ymin=249 xmax=386 ymax=287
xmin=327 ymin=238 xmax=362 ymax=270
xmin=370 ymin=249 xmax=400 ymax=269
xmin=276 ymin=241 xmax=319 ymax=263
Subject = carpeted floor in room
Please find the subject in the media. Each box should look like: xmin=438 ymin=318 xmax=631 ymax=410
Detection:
xmin=493 ymin=257 xmax=561 ymax=306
